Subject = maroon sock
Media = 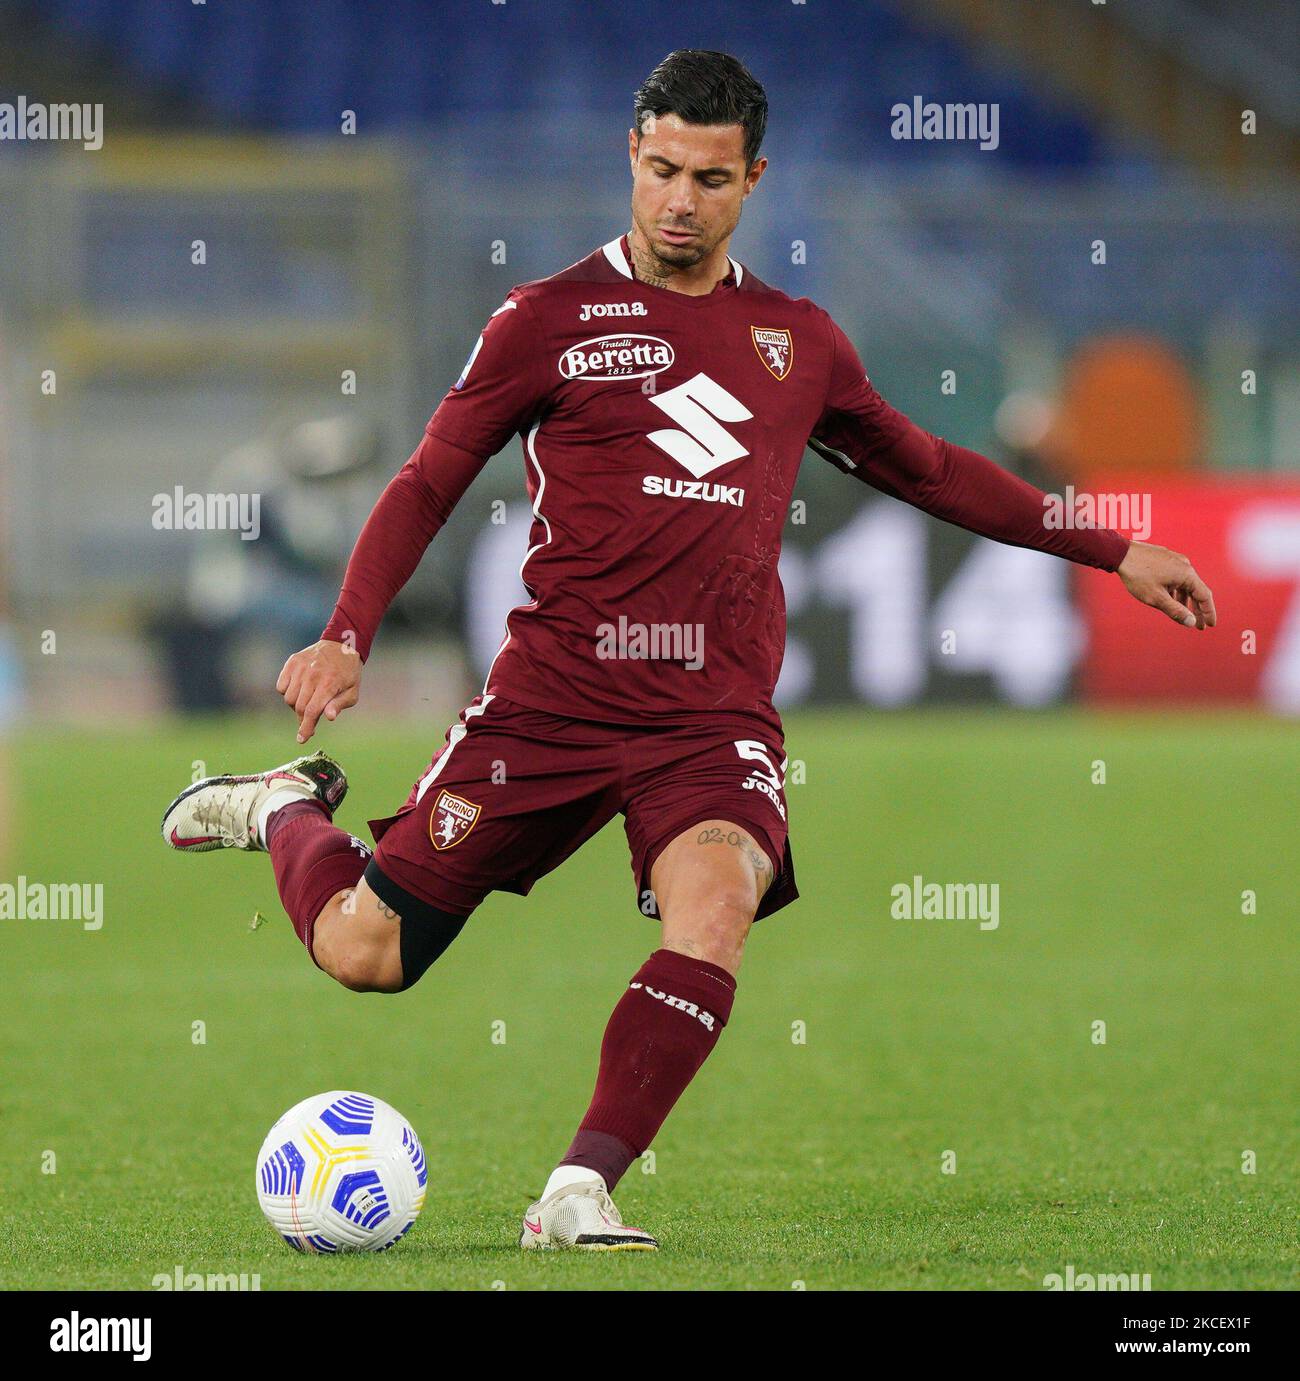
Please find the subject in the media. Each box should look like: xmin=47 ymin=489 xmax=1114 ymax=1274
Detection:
xmin=560 ymin=948 xmax=737 ymax=1191
xmin=266 ymin=801 xmax=370 ymax=965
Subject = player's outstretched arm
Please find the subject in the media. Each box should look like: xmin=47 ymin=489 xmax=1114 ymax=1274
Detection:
xmin=834 ymin=418 xmax=1218 ymax=633
xmin=854 ymin=424 xmax=1217 ymax=631
xmin=277 ymin=431 xmax=488 ymax=742
xmin=1116 ymin=539 xmax=1216 ymax=630
xmin=867 ymin=424 xmax=1219 ymax=631
xmin=815 ymin=317 xmax=1206 ymax=609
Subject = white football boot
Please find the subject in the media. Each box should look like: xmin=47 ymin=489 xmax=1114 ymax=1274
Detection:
xmin=519 ymin=1177 xmax=658 ymax=1252
xmin=161 ymin=752 xmax=348 ymax=853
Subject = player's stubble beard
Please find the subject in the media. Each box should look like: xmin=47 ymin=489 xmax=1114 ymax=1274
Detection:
xmin=628 ymin=203 xmax=741 ymax=292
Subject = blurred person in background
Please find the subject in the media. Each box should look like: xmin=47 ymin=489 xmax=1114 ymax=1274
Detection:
xmin=154 ymin=415 xmax=384 ymax=711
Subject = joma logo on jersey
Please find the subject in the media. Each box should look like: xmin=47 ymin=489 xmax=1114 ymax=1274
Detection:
xmin=560 ymin=333 xmax=673 ymax=381
xmin=751 ymin=326 xmax=793 ymax=380
xmin=579 ymin=301 xmax=648 ymax=322
xmin=429 ymin=791 xmax=481 ymax=851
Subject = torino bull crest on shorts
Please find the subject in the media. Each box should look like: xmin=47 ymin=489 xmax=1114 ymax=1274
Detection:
xmin=429 ymin=789 xmax=481 ymax=850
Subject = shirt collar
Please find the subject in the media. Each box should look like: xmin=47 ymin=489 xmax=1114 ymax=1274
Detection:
xmin=606 ymin=234 xmax=742 ymax=290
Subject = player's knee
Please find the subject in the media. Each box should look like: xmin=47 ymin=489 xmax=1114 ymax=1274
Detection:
xmin=329 ymin=936 xmax=403 ymax=994
xmin=704 ymin=895 xmax=755 ymax=958
xmin=666 ymin=890 xmax=755 ymax=970
xmin=698 ymin=870 xmax=764 ymax=933
xmin=709 ymin=883 xmax=759 ymax=930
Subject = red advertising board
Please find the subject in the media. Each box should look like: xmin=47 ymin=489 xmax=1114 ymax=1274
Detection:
xmin=1078 ymin=479 xmax=1300 ymax=710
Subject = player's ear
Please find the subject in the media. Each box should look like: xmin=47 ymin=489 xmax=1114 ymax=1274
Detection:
xmin=627 ymin=127 xmax=638 ymax=170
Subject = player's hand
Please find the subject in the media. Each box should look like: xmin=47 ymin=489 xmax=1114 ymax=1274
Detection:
xmin=1116 ymin=540 xmax=1217 ymax=630
xmin=275 ymin=639 xmax=362 ymax=743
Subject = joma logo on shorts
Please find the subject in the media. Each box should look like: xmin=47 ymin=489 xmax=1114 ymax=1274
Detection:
xmin=629 ymin=981 xmax=717 ymax=1032
xmin=579 ymin=301 xmax=647 ymax=322
xmin=743 ymin=771 xmax=786 ymax=821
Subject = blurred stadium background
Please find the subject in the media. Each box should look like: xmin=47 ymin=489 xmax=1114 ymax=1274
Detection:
xmin=0 ymin=0 xmax=1296 ymax=732
xmin=1 ymin=0 xmax=1298 ymax=1292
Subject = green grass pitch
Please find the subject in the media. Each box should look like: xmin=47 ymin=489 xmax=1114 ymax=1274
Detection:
xmin=1 ymin=708 xmax=1296 ymax=1290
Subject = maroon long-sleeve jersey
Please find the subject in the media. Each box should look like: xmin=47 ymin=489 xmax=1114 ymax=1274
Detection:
xmin=323 ymin=234 xmax=1128 ymax=731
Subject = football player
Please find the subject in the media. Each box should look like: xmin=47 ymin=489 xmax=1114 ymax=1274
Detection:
xmin=163 ymin=50 xmax=1215 ymax=1251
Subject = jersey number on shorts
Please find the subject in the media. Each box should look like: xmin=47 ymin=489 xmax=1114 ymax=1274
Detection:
xmin=734 ymin=740 xmax=787 ymax=822
xmin=734 ymin=739 xmax=784 ymax=790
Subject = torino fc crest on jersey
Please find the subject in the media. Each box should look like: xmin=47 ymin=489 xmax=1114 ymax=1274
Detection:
xmin=751 ymin=326 xmax=793 ymax=381
xmin=429 ymin=790 xmax=481 ymax=850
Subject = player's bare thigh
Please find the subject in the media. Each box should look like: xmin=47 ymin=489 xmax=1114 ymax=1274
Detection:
xmin=313 ymin=877 xmax=404 ymax=994
xmin=650 ymin=819 xmax=773 ymax=978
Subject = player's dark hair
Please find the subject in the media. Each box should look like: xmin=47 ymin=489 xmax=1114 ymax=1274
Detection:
xmin=633 ymin=50 xmax=768 ymax=168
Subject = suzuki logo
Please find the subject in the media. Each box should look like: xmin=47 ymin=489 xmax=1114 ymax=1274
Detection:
xmin=645 ymin=372 xmax=752 ymax=479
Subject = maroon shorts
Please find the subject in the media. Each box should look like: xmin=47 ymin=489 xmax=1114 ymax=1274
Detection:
xmin=365 ymin=694 xmax=797 ymax=922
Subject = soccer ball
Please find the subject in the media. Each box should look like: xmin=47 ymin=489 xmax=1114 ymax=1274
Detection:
xmin=254 ymin=1091 xmax=426 ymax=1253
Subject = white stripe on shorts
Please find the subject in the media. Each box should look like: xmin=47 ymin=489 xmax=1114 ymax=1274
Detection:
xmin=414 ymin=693 xmax=495 ymax=805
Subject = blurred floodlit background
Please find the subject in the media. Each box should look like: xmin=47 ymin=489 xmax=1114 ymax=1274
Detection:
xmin=0 ymin=0 xmax=1297 ymax=735
xmin=3 ymin=3 xmax=1299 ymax=1295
